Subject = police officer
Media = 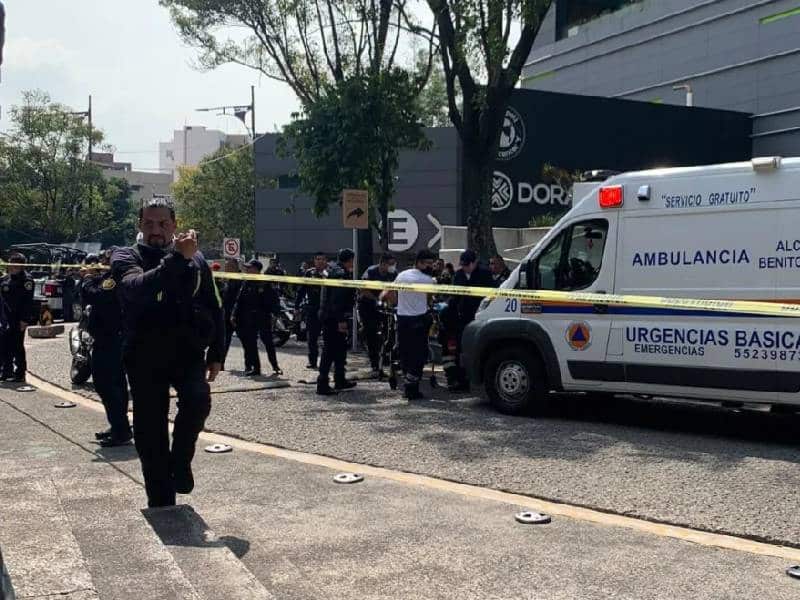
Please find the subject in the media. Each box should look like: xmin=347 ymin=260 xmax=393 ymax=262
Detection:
xmin=382 ymin=250 xmax=436 ymax=400
xmin=490 ymin=255 xmax=511 ymax=287
xmin=233 ymin=259 xmax=282 ymax=377
xmin=359 ymin=253 xmax=397 ymax=374
xmin=316 ymin=248 xmax=357 ymax=396
xmin=220 ymin=258 xmax=242 ymax=370
xmin=0 ymin=253 xmax=35 ymax=382
xmin=112 ymin=198 xmax=224 ymax=508
xmin=448 ymin=250 xmax=494 ymax=392
xmin=81 ymin=247 xmax=132 ymax=447
xmin=295 ymin=251 xmax=327 ymax=369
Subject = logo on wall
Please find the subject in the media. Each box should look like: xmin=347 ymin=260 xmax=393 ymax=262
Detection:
xmin=566 ymin=322 xmax=592 ymax=351
xmin=497 ymin=107 xmax=526 ymax=161
xmin=491 ymin=171 xmax=513 ymax=212
xmin=387 ymin=209 xmax=419 ymax=252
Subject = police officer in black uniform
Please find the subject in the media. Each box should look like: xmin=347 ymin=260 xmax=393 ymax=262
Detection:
xmin=316 ymin=248 xmax=357 ymax=396
xmin=81 ymin=247 xmax=132 ymax=447
xmin=448 ymin=250 xmax=494 ymax=392
xmin=233 ymin=259 xmax=282 ymax=377
xmin=359 ymin=253 xmax=397 ymax=374
xmin=112 ymin=198 xmax=224 ymax=508
xmin=220 ymin=258 xmax=242 ymax=370
xmin=295 ymin=251 xmax=327 ymax=369
xmin=0 ymin=253 xmax=35 ymax=382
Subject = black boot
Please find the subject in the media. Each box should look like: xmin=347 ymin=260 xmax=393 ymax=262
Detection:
xmin=172 ymin=462 xmax=195 ymax=494
xmin=334 ymin=380 xmax=357 ymax=391
xmin=404 ymin=382 xmax=425 ymax=401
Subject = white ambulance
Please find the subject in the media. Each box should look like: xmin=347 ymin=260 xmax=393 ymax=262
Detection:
xmin=462 ymin=157 xmax=800 ymax=415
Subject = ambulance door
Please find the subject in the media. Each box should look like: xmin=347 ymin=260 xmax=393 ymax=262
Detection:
xmin=530 ymin=213 xmax=618 ymax=389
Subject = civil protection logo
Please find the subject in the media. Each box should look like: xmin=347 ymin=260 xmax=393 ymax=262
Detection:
xmin=566 ymin=322 xmax=592 ymax=351
xmin=497 ymin=107 xmax=526 ymax=161
xmin=491 ymin=171 xmax=513 ymax=212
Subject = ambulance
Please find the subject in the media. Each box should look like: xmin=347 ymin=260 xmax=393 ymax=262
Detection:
xmin=462 ymin=157 xmax=800 ymax=415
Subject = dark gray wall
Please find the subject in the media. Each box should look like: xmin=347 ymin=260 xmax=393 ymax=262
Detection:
xmin=524 ymin=0 xmax=800 ymax=155
xmin=255 ymin=128 xmax=459 ymax=270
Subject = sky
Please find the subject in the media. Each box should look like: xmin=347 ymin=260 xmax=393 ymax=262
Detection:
xmin=0 ymin=0 xmax=301 ymax=171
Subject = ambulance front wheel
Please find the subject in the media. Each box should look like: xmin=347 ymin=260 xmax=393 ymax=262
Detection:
xmin=484 ymin=346 xmax=547 ymax=415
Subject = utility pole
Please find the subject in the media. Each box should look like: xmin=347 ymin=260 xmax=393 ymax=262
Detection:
xmin=251 ymin=85 xmax=257 ymax=260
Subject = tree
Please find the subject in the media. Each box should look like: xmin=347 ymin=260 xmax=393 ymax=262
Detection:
xmin=278 ymin=70 xmax=430 ymax=251
xmin=171 ymin=145 xmax=257 ymax=256
xmin=0 ymin=90 xmax=135 ymax=246
xmin=161 ymin=0 xmax=438 ymax=263
xmin=428 ymin=0 xmax=552 ymax=258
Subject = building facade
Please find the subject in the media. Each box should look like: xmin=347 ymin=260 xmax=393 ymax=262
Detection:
xmin=159 ymin=126 xmax=249 ymax=178
xmin=93 ymin=152 xmax=172 ymax=209
xmin=524 ymin=0 xmax=800 ymax=155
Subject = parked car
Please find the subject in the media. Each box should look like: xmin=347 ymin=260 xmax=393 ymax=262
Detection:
xmin=7 ymin=244 xmax=87 ymax=321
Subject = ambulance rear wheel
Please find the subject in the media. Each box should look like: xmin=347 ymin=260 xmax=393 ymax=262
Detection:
xmin=484 ymin=346 xmax=546 ymax=415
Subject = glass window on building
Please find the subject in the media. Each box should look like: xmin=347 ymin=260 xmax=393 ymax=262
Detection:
xmin=557 ymin=0 xmax=642 ymax=39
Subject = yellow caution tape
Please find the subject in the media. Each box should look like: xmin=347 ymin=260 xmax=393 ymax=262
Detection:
xmin=6 ymin=260 xmax=800 ymax=318
xmin=212 ymin=271 xmax=800 ymax=319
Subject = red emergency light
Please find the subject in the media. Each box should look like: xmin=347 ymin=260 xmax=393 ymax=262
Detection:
xmin=598 ymin=185 xmax=624 ymax=208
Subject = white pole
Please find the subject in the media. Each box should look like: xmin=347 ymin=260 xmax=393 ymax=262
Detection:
xmin=352 ymin=228 xmax=359 ymax=351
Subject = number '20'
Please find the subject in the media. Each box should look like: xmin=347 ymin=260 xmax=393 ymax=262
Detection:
xmin=504 ymin=299 xmax=518 ymax=312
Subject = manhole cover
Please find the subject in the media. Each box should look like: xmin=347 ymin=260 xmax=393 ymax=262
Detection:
xmin=16 ymin=385 xmax=36 ymax=392
xmin=787 ymin=565 xmax=800 ymax=579
xmin=54 ymin=401 xmax=76 ymax=408
xmin=204 ymin=443 xmax=232 ymax=454
xmin=334 ymin=473 xmax=364 ymax=484
xmin=515 ymin=511 xmax=551 ymax=525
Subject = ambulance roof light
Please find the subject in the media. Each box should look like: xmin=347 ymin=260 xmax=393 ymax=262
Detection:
xmin=598 ymin=185 xmax=623 ymax=208
xmin=752 ymin=156 xmax=781 ymax=172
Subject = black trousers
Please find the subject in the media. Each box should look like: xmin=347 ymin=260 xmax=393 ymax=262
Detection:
xmin=238 ymin=313 xmax=278 ymax=373
xmin=306 ymin=312 xmax=322 ymax=366
xmin=359 ymin=301 xmax=383 ymax=370
xmin=125 ymin=348 xmax=211 ymax=507
xmin=398 ymin=315 xmax=429 ymax=383
xmin=222 ymin=310 xmax=234 ymax=367
xmin=317 ymin=320 xmax=347 ymax=387
xmin=1 ymin=324 xmax=26 ymax=377
xmin=92 ymin=335 xmax=130 ymax=436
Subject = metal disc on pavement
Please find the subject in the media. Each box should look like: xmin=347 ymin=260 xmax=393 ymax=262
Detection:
xmin=204 ymin=443 xmax=232 ymax=454
xmin=54 ymin=401 xmax=76 ymax=408
xmin=334 ymin=473 xmax=364 ymax=484
xmin=515 ymin=511 xmax=551 ymax=525
xmin=787 ymin=566 xmax=800 ymax=579
xmin=16 ymin=385 xmax=36 ymax=392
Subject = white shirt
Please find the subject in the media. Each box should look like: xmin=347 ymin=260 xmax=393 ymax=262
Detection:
xmin=395 ymin=268 xmax=434 ymax=316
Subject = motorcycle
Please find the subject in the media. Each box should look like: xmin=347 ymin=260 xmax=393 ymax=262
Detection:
xmin=271 ymin=297 xmax=293 ymax=348
xmin=68 ymin=305 xmax=93 ymax=384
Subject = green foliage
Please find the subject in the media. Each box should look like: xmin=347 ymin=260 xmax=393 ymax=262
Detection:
xmin=528 ymin=212 xmax=565 ymax=228
xmin=171 ymin=145 xmax=258 ymax=256
xmin=277 ymin=70 xmax=431 ymax=244
xmin=0 ymin=90 xmax=134 ymax=246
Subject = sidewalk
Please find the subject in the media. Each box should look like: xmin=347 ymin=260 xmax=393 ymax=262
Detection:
xmin=0 ymin=384 xmax=798 ymax=599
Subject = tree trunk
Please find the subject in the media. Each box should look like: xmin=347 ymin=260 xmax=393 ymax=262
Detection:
xmin=377 ymin=157 xmax=392 ymax=252
xmin=461 ymin=147 xmax=498 ymax=262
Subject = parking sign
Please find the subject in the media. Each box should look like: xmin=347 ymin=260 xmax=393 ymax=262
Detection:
xmin=223 ymin=238 xmax=241 ymax=259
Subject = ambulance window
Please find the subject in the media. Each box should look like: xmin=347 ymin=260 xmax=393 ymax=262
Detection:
xmin=535 ymin=219 xmax=608 ymax=291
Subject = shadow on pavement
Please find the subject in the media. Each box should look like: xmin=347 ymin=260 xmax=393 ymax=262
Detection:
xmin=142 ymin=504 xmax=251 ymax=558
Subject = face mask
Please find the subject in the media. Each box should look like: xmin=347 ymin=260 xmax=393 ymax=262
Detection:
xmin=421 ymin=267 xmax=434 ymax=276
xmin=388 ymin=265 xmax=397 ymax=274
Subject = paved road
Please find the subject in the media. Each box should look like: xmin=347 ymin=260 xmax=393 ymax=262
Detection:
xmin=1 ymin=386 xmax=799 ymax=600
xmin=24 ymin=335 xmax=800 ymax=547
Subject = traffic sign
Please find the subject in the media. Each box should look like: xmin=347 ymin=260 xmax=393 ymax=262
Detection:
xmin=342 ymin=189 xmax=369 ymax=230
xmin=223 ymin=238 xmax=241 ymax=259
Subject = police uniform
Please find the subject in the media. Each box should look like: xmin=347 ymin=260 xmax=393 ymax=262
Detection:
xmin=112 ymin=243 xmax=224 ymax=507
xmin=295 ymin=267 xmax=326 ymax=368
xmin=233 ymin=278 xmax=281 ymax=375
xmin=316 ymin=262 xmax=356 ymax=394
xmin=81 ymin=270 xmax=131 ymax=443
xmin=359 ymin=264 xmax=396 ymax=371
xmin=449 ymin=260 xmax=494 ymax=390
xmin=0 ymin=270 xmax=35 ymax=381
xmin=220 ymin=278 xmax=242 ymax=368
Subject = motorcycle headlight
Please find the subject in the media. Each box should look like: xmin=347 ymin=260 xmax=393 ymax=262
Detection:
xmin=69 ymin=329 xmax=80 ymax=353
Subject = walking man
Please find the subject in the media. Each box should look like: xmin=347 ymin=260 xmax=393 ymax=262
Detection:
xmin=220 ymin=258 xmax=242 ymax=370
xmin=233 ymin=259 xmax=282 ymax=377
xmin=316 ymin=249 xmax=357 ymax=396
xmin=382 ymin=250 xmax=436 ymax=400
xmin=112 ymin=198 xmax=224 ymax=507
